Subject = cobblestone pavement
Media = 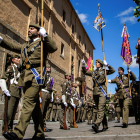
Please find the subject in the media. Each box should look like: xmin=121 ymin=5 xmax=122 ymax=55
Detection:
xmin=0 ymin=117 xmax=140 ymax=140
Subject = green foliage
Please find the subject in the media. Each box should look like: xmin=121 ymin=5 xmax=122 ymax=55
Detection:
xmin=133 ymin=0 xmax=140 ymax=21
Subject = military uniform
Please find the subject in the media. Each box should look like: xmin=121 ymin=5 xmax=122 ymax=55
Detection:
xmin=41 ymin=73 xmax=53 ymax=127
xmin=87 ymin=96 xmax=93 ymax=124
xmin=59 ymin=78 xmax=71 ymax=128
xmin=1 ymin=58 xmax=21 ymax=133
xmin=92 ymin=102 xmax=97 ymax=124
xmin=114 ymin=98 xmax=121 ymax=122
xmin=108 ymin=105 xmax=114 ymax=121
xmin=111 ymin=71 xmax=136 ymax=127
xmin=82 ymin=60 xmax=115 ymax=131
xmin=0 ymin=24 xmax=57 ymax=139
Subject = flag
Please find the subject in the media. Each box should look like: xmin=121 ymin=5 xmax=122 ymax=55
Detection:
xmin=93 ymin=12 xmax=105 ymax=32
xmin=121 ymin=24 xmax=132 ymax=66
xmin=86 ymin=56 xmax=92 ymax=71
xmin=90 ymin=60 xmax=93 ymax=72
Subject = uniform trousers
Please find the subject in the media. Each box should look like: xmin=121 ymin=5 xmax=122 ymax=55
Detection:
xmin=93 ymin=94 xmax=108 ymax=129
xmin=13 ymin=83 xmax=44 ymax=139
xmin=87 ymin=107 xmax=93 ymax=124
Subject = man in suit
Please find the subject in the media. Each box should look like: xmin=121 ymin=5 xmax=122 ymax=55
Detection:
xmin=0 ymin=23 xmax=57 ymax=140
xmin=0 ymin=54 xmax=21 ymax=137
xmin=108 ymin=67 xmax=136 ymax=128
xmin=82 ymin=59 xmax=115 ymax=133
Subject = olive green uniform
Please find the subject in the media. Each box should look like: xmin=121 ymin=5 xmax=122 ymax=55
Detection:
xmin=114 ymin=99 xmax=121 ymax=122
xmin=92 ymin=102 xmax=97 ymax=124
xmin=87 ymin=96 xmax=93 ymax=124
xmin=59 ymin=79 xmax=71 ymax=128
xmin=41 ymin=74 xmax=53 ymax=127
xmin=1 ymin=64 xmax=21 ymax=133
xmin=83 ymin=65 xmax=115 ymax=129
xmin=0 ymin=35 xmax=57 ymax=138
xmin=108 ymin=105 xmax=114 ymax=121
xmin=111 ymin=71 xmax=136 ymax=125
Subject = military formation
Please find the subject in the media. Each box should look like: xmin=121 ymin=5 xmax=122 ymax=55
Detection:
xmin=0 ymin=23 xmax=139 ymax=140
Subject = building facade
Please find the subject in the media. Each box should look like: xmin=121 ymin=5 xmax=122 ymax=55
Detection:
xmin=0 ymin=0 xmax=95 ymax=112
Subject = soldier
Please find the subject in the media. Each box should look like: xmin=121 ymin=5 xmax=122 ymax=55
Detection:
xmin=108 ymin=104 xmax=114 ymax=121
xmin=92 ymin=100 xmax=97 ymax=124
xmin=114 ymin=96 xmax=121 ymax=123
xmin=0 ymin=23 xmax=57 ymax=140
xmin=87 ymin=94 xmax=93 ymax=125
xmin=82 ymin=59 xmax=115 ymax=133
xmin=59 ymin=73 xmax=72 ymax=130
xmin=82 ymin=97 xmax=88 ymax=122
xmin=41 ymin=63 xmax=53 ymax=132
xmin=0 ymin=54 xmax=21 ymax=136
xmin=108 ymin=67 xmax=136 ymax=128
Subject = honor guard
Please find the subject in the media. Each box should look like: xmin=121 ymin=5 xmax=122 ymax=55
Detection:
xmin=0 ymin=23 xmax=57 ymax=140
xmin=108 ymin=67 xmax=136 ymax=128
xmin=82 ymin=59 xmax=115 ymax=133
xmin=41 ymin=63 xmax=53 ymax=132
xmin=0 ymin=54 xmax=21 ymax=135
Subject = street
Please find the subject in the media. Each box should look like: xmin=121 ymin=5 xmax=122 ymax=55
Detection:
xmin=0 ymin=117 xmax=140 ymax=140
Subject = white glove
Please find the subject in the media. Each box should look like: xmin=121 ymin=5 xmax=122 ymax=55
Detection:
xmin=0 ymin=36 xmax=3 ymax=43
xmin=108 ymin=79 xmax=111 ymax=83
xmin=39 ymin=97 xmax=42 ymax=103
xmin=39 ymin=27 xmax=48 ymax=37
xmin=64 ymin=102 xmax=68 ymax=107
xmin=81 ymin=60 xmax=86 ymax=67
xmin=72 ymin=104 xmax=76 ymax=108
xmin=127 ymin=68 xmax=131 ymax=73
xmin=4 ymin=90 xmax=11 ymax=97
xmin=103 ymin=60 xmax=108 ymax=66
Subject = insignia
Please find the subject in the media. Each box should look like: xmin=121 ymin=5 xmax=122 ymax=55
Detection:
xmin=124 ymin=77 xmax=127 ymax=80
xmin=25 ymin=57 xmax=29 ymax=63
xmin=31 ymin=47 xmax=35 ymax=52
xmin=7 ymin=69 xmax=10 ymax=72
xmin=99 ymin=71 xmax=103 ymax=75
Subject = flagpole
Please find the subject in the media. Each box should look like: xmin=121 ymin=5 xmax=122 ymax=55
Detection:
xmin=127 ymin=66 xmax=131 ymax=97
xmin=99 ymin=4 xmax=108 ymax=96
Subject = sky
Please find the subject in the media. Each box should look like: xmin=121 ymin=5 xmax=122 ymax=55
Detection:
xmin=70 ymin=0 xmax=139 ymax=95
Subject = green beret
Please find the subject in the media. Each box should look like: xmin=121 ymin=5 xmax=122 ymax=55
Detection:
xmin=29 ymin=23 xmax=41 ymax=29
xmin=46 ymin=63 xmax=51 ymax=68
xmin=96 ymin=59 xmax=103 ymax=66
xmin=11 ymin=54 xmax=20 ymax=59
xmin=118 ymin=67 xmax=124 ymax=72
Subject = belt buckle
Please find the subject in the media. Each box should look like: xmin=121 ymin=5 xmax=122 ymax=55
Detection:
xmin=95 ymin=83 xmax=98 ymax=87
xmin=26 ymin=64 xmax=31 ymax=69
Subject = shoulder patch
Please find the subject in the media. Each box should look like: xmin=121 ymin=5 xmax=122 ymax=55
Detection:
xmin=7 ymin=69 xmax=10 ymax=72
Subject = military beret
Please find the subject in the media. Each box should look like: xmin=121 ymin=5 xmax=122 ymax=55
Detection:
xmin=96 ymin=59 xmax=103 ymax=66
xmin=118 ymin=67 xmax=124 ymax=72
xmin=46 ymin=63 xmax=51 ymax=68
xmin=11 ymin=54 xmax=20 ymax=59
xmin=29 ymin=23 xmax=41 ymax=29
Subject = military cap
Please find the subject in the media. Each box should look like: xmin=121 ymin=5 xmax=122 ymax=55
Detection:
xmin=29 ymin=23 xmax=41 ymax=29
xmin=11 ymin=54 xmax=20 ymax=59
xmin=65 ymin=73 xmax=69 ymax=76
xmin=46 ymin=63 xmax=51 ymax=68
xmin=118 ymin=67 xmax=124 ymax=72
xmin=96 ymin=59 xmax=103 ymax=66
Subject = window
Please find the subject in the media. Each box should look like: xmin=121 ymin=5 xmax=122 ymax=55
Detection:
xmin=61 ymin=43 xmax=64 ymax=57
xmin=72 ymin=24 xmax=74 ymax=34
xmin=79 ymin=35 xmax=81 ymax=44
xmin=63 ymin=10 xmax=66 ymax=22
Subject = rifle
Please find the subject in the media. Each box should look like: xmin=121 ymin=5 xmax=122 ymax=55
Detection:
xmin=64 ymin=94 xmax=68 ymax=130
xmin=3 ymin=75 xmax=11 ymax=134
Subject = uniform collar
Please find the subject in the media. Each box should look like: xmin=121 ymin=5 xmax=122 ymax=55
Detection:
xmin=13 ymin=63 xmax=18 ymax=68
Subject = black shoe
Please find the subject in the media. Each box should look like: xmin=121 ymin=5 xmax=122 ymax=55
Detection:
xmin=3 ymin=132 xmax=12 ymax=140
xmin=44 ymin=127 xmax=52 ymax=132
xmin=31 ymin=135 xmax=45 ymax=140
xmin=8 ymin=132 xmax=19 ymax=140
xmin=92 ymin=124 xmax=98 ymax=133
xmin=102 ymin=127 xmax=108 ymax=132
xmin=60 ymin=126 xmax=70 ymax=130
xmin=122 ymin=123 xmax=128 ymax=128
xmin=70 ymin=126 xmax=74 ymax=128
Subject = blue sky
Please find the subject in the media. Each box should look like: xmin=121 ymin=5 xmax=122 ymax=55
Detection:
xmin=70 ymin=0 xmax=139 ymax=95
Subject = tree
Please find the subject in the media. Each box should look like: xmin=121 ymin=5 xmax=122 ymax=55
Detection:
xmin=133 ymin=0 xmax=140 ymax=21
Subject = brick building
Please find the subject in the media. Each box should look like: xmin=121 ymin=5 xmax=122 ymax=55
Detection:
xmin=0 ymin=0 xmax=95 ymax=118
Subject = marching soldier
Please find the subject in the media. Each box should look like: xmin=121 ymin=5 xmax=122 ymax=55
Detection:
xmin=59 ymin=73 xmax=71 ymax=130
xmin=108 ymin=67 xmax=136 ymax=128
xmin=82 ymin=59 xmax=115 ymax=133
xmin=87 ymin=94 xmax=93 ymax=125
xmin=114 ymin=96 xmax=121 ymax=123
xmin=0 ymin=54 xmax=21 ymax=136
xmin=41 ymin=63 xmax=53 ymax=132
xmin=0 ymin=23 xmax=57 ymax=140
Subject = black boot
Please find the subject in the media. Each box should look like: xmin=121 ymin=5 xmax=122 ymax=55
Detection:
xmin=92 ymin=124 xmax=98 ymax=133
